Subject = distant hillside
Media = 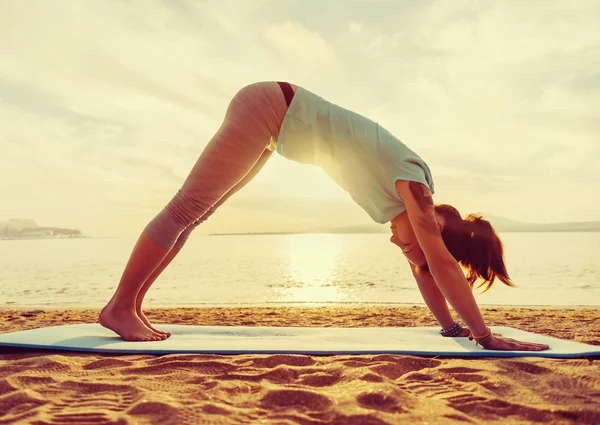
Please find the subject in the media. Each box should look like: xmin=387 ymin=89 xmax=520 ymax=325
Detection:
xmin=307 ymin=217 xmax=600 ymax=234
xmin=0 ymin=218 xmax=83 ymax=240
xmin=483 ymin=215 xmax=600 ymax=232
xmin=210 ymin=215 xmax=600 ymax=236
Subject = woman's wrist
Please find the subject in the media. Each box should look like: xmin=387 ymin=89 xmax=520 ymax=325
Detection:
xmin=439 ymin=321 xmax=463 ymax=337
xmin=468 ymin=327 xmax=494 ymax=347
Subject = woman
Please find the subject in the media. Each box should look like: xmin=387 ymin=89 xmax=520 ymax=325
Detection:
xmin=99 ymin=81 xmax=549 ymax=351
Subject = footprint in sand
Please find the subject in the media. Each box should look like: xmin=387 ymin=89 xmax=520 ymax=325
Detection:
xmin=129 ymin=400 xmax=191 ymax=425
xmin=369 ymin=356 xmax=442 ymax=380
xmin=176 ymin=402 xmax=237 ymax=425
xmin=448 ymin=397 xmax=553 ymax=423
xmin=298 ymin=371 xmax=342 ymax=387
xmin=0 ymin=380 xmax=141 ymax=425
xmin=399 ymin=372 xmax=472 ymax=399
xmin=2 ymin=357 xmax=73 ymax=375
xmin=251 ymin=354 xmax=316 ymax=368
xmin=356 ymin=391 xmax=405 ymax=413
xmin=82 ymin=359 xmax=133 ymax=370
xmin=497 ymin=359 xmax=553 ymax=375
xmin=436 ymin=365 xmax=515 ymax=396
xmin=9 ymin=375 xmax=57 ymax=389
xmin=39 ymin=381 xmax=143 ymax=425
xmin=438 ymin=366 xmax=489 ymax=383
xmin=0 ymin=390 xmax=48 ymax=424
xmin=261 ymin=388 xmax=332 ymax=411
xmin=359 ymin=373 xmax=385 ymax=383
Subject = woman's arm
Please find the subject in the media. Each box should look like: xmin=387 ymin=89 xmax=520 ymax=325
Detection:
xmin=391 ymin=229 xmax=469 ymax=333
xmin=407 ymin=260 xmax=471 ymax=336
xmin=390 ymin=236 xmax=473 ymax=336
xmin=395 ymin=180 xmax=488 ymax=334
xmin=406 ymin=258 xmax=455 ymax=329
xmin=395 ymin=180 xmax=549 ymax=351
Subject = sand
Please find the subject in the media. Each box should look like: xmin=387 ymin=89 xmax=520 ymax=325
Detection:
xmin=0 ymin=305 xmax=599 ymax=425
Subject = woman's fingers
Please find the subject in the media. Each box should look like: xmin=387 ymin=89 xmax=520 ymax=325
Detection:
xmin=518 ymin=341 xmax=550 ymax=350
xmin=485 ymin=336 xmax=550 ymax=351
xmin=503 ymin=338 xmax=549 ymax=350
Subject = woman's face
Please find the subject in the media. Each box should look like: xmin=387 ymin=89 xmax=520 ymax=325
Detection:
xmin=389 ymin=210 xmax=444 ymax=270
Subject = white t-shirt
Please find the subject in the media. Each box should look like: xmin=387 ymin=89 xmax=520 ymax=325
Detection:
xmin=276 ymin=85 xmax=435 ymax=224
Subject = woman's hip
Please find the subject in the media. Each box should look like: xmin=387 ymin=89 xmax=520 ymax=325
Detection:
xmin=224 ymin=81 xmax=295 ymax=145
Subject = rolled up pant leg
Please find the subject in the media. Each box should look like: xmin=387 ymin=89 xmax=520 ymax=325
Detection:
xmin=172 ymin=148 xmax=273 ymax=249
xmin=144 ymin=82 xmax=287 ymax=250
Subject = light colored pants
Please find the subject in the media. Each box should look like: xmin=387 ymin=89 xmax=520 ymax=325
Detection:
xmin=144 ymin=81 xmax=291 ymax=250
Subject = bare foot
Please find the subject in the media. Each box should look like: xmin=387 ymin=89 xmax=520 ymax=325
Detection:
xmin=137 ymin=309 xmax=172 ymax=338
xmin=99 ymin=302 xmax=166 ymax=342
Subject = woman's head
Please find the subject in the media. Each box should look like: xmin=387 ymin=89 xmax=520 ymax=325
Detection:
xmin=435 ymin=204 xmax=514 ymax=293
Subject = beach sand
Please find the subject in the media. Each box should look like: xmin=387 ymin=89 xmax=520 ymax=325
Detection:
xmin=0 ymin=305 xmax=599 ymax=424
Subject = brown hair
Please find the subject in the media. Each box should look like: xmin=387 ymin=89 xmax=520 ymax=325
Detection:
xmin=435 ymin=204 xmax=514 ymax=293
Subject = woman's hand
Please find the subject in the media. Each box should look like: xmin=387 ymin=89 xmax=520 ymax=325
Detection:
xmin=481 ymin=335 xmax=549 ymax=351
xmin=452 ymin=327 xmax=548 ymax=351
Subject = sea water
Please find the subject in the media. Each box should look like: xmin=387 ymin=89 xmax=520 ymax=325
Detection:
xmin=0 ymin=233 xmax=598 ymax=307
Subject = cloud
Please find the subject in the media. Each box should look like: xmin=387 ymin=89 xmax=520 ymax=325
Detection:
xmin=0 ymin=0 xmax=598 ymax=237
xmin=263 ymin=21 xmax=339 ymax=68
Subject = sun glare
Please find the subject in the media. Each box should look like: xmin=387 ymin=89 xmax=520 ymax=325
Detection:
xmin=279 ymin=234 xmax=347 ymax=303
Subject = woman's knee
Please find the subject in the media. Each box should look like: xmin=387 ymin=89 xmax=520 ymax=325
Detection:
xmin=171 ymin=207 xmax=216 ymax=249
xmin=144 ymin=192 xmax=215 ymax=250
xmin=167 ymin=189 xmax=216 ymax=228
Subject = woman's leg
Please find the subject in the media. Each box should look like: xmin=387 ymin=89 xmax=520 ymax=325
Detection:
xmin=99 ymin=82 xmax=288 ymax=341
xmin=135 ymin=148 xmax=274 ymax=336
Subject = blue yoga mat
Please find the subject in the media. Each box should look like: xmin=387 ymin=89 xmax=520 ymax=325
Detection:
xmin=0 ymin=324 xmax=597 ymax=358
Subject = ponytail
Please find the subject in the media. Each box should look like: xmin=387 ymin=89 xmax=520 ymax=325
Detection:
xmin=436 ymin=204 xmax=514 ymax=293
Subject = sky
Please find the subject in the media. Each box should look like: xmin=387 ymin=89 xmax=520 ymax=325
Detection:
xmin=1 ymin=0 xmax=599 ymax=237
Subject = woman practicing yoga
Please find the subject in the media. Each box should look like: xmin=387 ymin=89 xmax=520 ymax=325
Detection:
xmin=99 ymin=81 xmax=549 ymax=351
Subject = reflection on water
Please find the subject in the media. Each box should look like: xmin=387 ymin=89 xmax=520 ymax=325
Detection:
xmin=1 ymin=232 xmax=599 ymax=306
xmin=279 ymin=234 xmax=348 ymax=303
